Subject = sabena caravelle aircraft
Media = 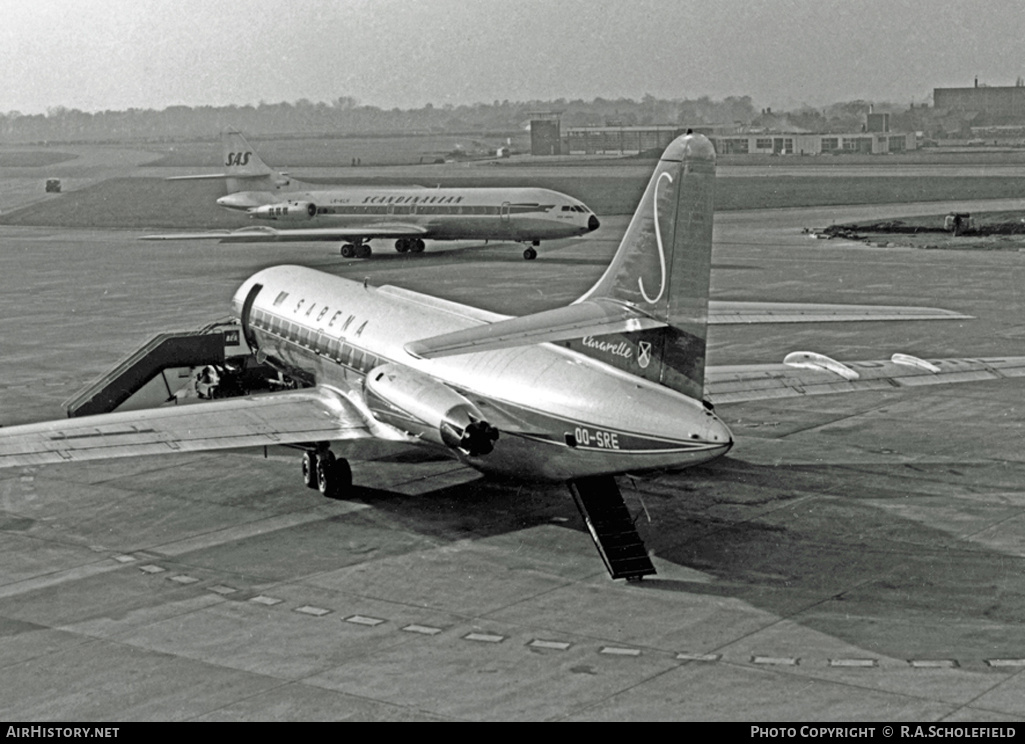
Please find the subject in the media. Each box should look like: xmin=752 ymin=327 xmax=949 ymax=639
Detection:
xmin=4 ymin=133 xmax=1024 ymax=580
xmin=141 ymin=129 xmax=600 ymax=260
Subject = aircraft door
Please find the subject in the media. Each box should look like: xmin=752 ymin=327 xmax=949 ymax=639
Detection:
xmin=239 ymin=282 xmax=263 ymax=351
xmin=500 ymin=201 xmax=511 ymax=223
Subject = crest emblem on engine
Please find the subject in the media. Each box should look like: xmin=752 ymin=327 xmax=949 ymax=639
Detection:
xmin=637 ymin=341 xmax=652 ymax=369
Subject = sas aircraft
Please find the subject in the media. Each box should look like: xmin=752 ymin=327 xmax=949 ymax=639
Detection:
xmin=141 ymin=129 xmax=600 ymax=260
xmin=4 ymin=133 xmax=1023 ymax=580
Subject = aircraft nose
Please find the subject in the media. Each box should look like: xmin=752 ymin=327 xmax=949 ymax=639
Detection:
xmin=588 ymin=214 xmax=600 ymax=231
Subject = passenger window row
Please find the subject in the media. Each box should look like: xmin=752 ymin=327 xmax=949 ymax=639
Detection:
xmin=250 ymin=307 xmax=382 ymax=374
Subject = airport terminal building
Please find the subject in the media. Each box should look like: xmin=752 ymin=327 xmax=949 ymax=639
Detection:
xmin=560 ymin=125 xmax=916 ymax=156
xmin=709 ymin=131 xmax=916 ymax=156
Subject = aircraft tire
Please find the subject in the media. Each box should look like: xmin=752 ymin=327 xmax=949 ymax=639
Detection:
xmin=317 ymin=454 xmax=352 ymax=498
xmin=523 ymin=247 xmax=537 ymax=260
xmin=355 ymin=244 xmax=372 ymax=259
xmin=395 ymin=239 xmax=409 ymax=253
xmin=412 ymin=239 xmax=425 ymax=253
xmin=301 ymin=451 xmax=318 ymax=489
xmin=340 ymin=243 xmax=356 ymax=258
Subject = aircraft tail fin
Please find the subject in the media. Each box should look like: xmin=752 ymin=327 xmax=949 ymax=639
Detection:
xmin=221 ymin=129 xmax=274 ymax=193
xmin=165 ymin=129 xmax=275 ymax=193
xmin=403 ymin=132 xmax=716 ymax=401
xmin=568 ymin=133 xmax=716 ymax=400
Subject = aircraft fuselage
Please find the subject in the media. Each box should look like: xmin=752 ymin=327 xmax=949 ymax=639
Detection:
xmin=217 ymin=186 xmax=600 ymax=242
xmin=233 ymin=265 xmax=732 ymax=481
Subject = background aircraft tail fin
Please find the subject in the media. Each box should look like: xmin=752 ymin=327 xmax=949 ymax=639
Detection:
xmin=567 ymin=133 xmax=716 ymax=400
xmin=221 ymin=129 xmax=274 ymax=193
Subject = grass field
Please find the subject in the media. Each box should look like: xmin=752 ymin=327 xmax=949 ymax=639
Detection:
xmin=4 ymin=174 xmax=1025 ymax=230
xmin=0 ymin=151 xmax=79 ymax=167
xmin=148 ymin=133 xmax=532 ymax=168
xmin=3 ymin=134 xmax=1025 ymax=228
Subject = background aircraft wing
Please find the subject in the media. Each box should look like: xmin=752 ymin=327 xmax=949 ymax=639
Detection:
xmin=706 ymin=354 xmax=1025 ymax=405
xmin=140 ymin=224 xmax=430 ymax=242
xmin=0 ymin=386 xmax=401 ymax=468
xmin=707 ymin=301 xmax=970 ymax=324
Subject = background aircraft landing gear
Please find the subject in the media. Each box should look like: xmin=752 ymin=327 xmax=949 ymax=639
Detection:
xmin=523 ymin=247 xmax=537 ymax=260
xmin=301 ymin=447 xmax=352 ymax=498
xmin=341 ymin=242 xmax=372 ymax=258
xmin=395 ymin=238 xmax=425 ymax=254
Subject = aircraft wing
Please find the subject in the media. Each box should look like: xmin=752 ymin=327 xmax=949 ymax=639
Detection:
xmin=706 ymin=353 xmax=1025 ymax=405
xmin=404 ymin=299 xmax=666 ymax=359
xmin=139 ymin=224 xmax=430 ymax=243
xmin=0 ymin=386 xmax=405 ymax=468
xmin=707 ymin=301 xmax=970 ymax=324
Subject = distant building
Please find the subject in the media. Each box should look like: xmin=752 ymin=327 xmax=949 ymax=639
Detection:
xmin=866 ymin=112 xmax=890 ymax=132
xmin=529 ymin=112 xmax=562 ymax=156
xmin=563 ymin=125 xmax=716 ymax=155
xmin=711 ymin=131 xmax=916 ymax=156
xmin=934 ymin=85 xmax=1025 ymax=123
xmin=561 ymin=123 xmax=915 ymax=157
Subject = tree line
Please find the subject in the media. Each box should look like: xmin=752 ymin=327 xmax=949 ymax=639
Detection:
xmin=0 ymin=94 xmax=927 ymax=144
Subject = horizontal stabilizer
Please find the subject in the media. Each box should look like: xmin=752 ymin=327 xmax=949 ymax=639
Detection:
xmin=140 ymin=224 xmax=429 ymax=242
xmin=706 ymin=355 xmax=1025 ymax=405
xmin=404 ymin=299 xmax=666 ymax=359
xmin=708 ymin=301 xmax=970 ymax=324
xmin=165 ymin=173 xmax=274 ymax=181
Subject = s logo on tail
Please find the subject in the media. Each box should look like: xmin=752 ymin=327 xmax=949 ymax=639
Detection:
xmin=639 ymin=171 xmax=672 ymax=305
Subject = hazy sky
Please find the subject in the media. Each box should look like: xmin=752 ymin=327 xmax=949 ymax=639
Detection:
xmin=3 ymin=0 xmax=1024 ymax=115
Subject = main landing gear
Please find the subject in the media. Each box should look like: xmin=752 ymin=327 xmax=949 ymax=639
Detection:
xmin=522 ymin=240 xmax=540 ymax=260
xmin=394 ymin=238 xmax=426 ymax=254
xmin=301 ymin=444 xmax=353 ymax=498
xmin=340 ymin=242 xmax=372 ymax=259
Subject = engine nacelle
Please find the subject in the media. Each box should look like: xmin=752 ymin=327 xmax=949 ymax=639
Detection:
xmin=364 ymin=364 xmax=498 ymax=457
xmin=249 ymin=201 xmax=317 ymax=221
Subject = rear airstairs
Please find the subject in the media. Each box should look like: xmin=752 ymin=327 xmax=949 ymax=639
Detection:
xmin=569 ymin=475 xmax=657 ymax=581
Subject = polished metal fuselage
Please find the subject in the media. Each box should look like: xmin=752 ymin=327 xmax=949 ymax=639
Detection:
xmin=218 ymin=186 xmax=598 ymax=242
xmin=234 ymin=265 xmax=733 ymax=481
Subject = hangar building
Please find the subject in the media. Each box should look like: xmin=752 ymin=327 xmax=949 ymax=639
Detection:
xmin=934 ymin=84 xmax=1025 ymax=122
xmin=560 ymin=125 xmax=915 ymax=156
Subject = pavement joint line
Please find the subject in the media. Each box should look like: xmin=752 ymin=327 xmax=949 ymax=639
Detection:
xmin=345 ymin=615 xmax=386 ymax=627
xmin=402 ymin=624 xmax=443 ymax=635
xmin=600 ymin=646 xmax=641 ymax=657
xmin=249 ymin=595 xmax=283 ymax=606
xmin=529 ymin=639 xmax=572 ymax=651
xmin=752 ymin=656 xmax=800 ymax=666
xmin=464 ymin=632 xmax=505 ymax=643
xmin=294 ymin=605 xmax=332 ymax=616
